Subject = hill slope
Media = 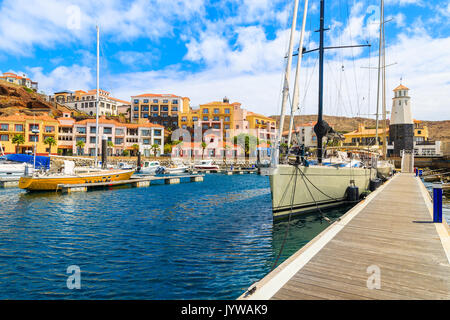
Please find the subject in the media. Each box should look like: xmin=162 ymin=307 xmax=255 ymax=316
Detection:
xmin=269 ymin=115 xmax=450 ymax=142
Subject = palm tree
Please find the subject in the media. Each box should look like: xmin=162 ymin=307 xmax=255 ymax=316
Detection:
xmin=107 ymin=141 xmax=114 ymax=156
xmin=132 ymin=144 xmax=139 ymax=156
xmin=43 ymin=137 xmax=57 ymax=155
xmin=76 ymin=140 xmax=85 ymax=155
xmin=11 ymin=134 xmax=25 ymax=154
xmin=151 ymin=144 xmax=160 ymax=157
xmin=201 ymin=141 xmax=207 ymax=159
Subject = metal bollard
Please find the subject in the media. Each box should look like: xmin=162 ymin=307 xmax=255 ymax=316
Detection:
xmin=433 ymin=183 xmax=443 ymax=223
xmin=415 ymin=168 xmax=418 ymax=176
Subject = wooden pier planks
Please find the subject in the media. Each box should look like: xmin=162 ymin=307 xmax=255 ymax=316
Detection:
xmin=256 ymin=173 xmax=450 ymax=300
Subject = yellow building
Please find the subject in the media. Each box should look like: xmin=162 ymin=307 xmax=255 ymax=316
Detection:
xmin=0 ymin=114 xmax=59 ymax=155
xmin=179 ymin=97 xmax=276 ymax=141
xmin=344 ymin=121 xmax=429 ymax=146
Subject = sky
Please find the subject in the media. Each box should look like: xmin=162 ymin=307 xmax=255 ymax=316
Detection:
xmin=0 ymin=0 xmax=449 ymax=121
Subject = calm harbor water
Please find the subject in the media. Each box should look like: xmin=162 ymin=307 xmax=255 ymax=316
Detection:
xmin=0 ymin=174 xmax=348 ymax=300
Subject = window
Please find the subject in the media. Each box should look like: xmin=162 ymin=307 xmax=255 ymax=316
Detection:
xmin=162 ymin=106 xmax=168 ymax=111
xmin=224 ymin=124 xmax=230 ymax=129
xmin=29 ymin=124 xmax=39 ymax=131
xmin=90 ymin=127 xmax=96 ymax=134
xmin=143 ymin=139 xmax=150 ymax=145
xmin=134 ymin=99 xmax=139 ymax=104
xmin=152 ymin=113 xmax=158 ymax=117
xmin=153 ymin=99 xmax=158 ymax=103
xmin=115 ymin=129 xmax=124 ymax=135
xmin=181 ymin=117 xmax=187 ymax=122
xmin=213 ymin=116 xmax=219 ymax=121
xmin=154 ymin=139 xmax=161 ymax=145
xmin=0 ymin=134 xmax=8 ymax=141
xmin=134 ymin=113 xmax=139 ymax=118
xmin=172 ymin=99 xmax=178 ymax=104
xmin=143 ymin=99 xmax=149 ymax=103
xmin=163 ymin=99 xmax=168 ymax=103
xmin=192 ymin=117 xmax=198 ymax=122
xmin=224 ymin=116 xmax=230 ymax=122
xmin=213 ymin=124 xmax=220 ymax=129
xmin=15 ymin=124 xmax=23 ymax=131
xmin=203 ymin=108 xmax=209 ymax=114
xmin=134 ymin=107 xmax=139 ymax=111
xmin=90 ymin=137 xmax=96 ymax=144
xmin=203 ymin=116 xmax=208 ymax=121
xmin=115 ymin=138 xmax=123 ymax=145
xmin=172 ymin=107 xmax=178 ymax=111
xmin=76 ymin=137 xmax=86 ymax=142
xmin=45 ymin=126 xmax=55 ymax=133
xmin=152 ymin=106 xmax=159 ymax=111
xmin=103 ymin=127 xmax=112 ymax=134
xmin=76 ymin=127 xmax=86 ymax=134
xmin=225 ymin=109 xmax=230 ymax=114
xmin=0 ymin=124 xmax=8 ymax=131
xmin=29 ymin=135 xmax=39 ymax=142
xmin=214 ymin=108 xmax=219 ymax=114
xmin=141 ymin=130 xmax=150 ymax=136
xmin=142 ymin=113 xmax=149 ymax=118
xmin=154 ymin=130 xmax=161 ymax=136
xmin=142 ymin=106 xmax=149 ymax=111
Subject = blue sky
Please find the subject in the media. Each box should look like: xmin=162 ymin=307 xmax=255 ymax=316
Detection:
xmin=0 ymin=0 xmax=449 ymax=120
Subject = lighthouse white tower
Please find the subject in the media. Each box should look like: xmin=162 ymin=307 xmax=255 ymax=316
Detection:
xmin=389 ymin=84 xmax=414 ymax=156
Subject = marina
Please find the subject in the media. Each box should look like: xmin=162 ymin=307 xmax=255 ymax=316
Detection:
xmin=241 ymin=173 xmax=450 ymax=300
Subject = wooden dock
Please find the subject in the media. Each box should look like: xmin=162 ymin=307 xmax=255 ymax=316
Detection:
xmin=0 ymin=177 xmax=20 ymax=188
xmin=58 ymin=174 xmax=204 ymax=193
xmin=241 ymin=173 xmax=450 ymax=300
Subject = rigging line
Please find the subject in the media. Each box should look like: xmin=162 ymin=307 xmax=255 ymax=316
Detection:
xmin=271 ymin=165 xmax=299 ymax=271
xmin=300 ymin=56 xmax=318 ymax=114
xmin=325 ymin=59 xmax=350 ymax=116
xmin=295 ymin=165 xmax=343 ymax=202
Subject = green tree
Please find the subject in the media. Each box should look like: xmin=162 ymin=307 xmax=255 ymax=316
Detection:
xmin=107 ymin=141 xmax=114 ymax=156
xmin=11 ymin=134 xmax=25 ymax=154
xmin=43 ymin=136 xmax=57 ymax=155
xmin=132 ymin=144 xmax=139 ymax=156
xmin=76 ymin=140 xmax=85 ymax=155
xmin=201 ymin=141 xmax=207 ymax=159
xmin=123 ymin=150 xmax=130 ymax=157
xmin=233 ymin=133 xmax=259 ymax=159
xmin=151 ymin=144 xmax=160 ymax=157
xmin=164 ymin=143 xmax=172 ymax=154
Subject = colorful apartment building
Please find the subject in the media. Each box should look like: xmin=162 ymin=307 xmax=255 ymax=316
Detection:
xmin=0 ymin=72 xmax=38 ymax=91
xmin=178 ymin=97 xmax=276 ymax=142
xmin=49 ymin=90 xmax=130 ymax=116
xmin=0 ymin=114 xmax=59 ymax=155
xmin=58 ymin=115 xmax=164 ymax=157
xmin=281 ymin=122 xmax=318 ymax=147
xmin=131 ymin=94 xmax=190 ymax=130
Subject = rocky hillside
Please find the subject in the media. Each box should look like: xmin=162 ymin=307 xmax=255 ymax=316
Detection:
xmin=0 ymin=81 xmax=71 ymax=117
xmin=270 ymin=115 xmax=450 ymax=142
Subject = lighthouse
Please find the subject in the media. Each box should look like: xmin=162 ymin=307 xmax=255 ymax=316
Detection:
xmin=388 ymin=84 xmax=414 ymax=157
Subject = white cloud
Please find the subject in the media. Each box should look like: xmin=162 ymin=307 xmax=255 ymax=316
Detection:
xmin=29 ymin=65 xmax=94 ymax=93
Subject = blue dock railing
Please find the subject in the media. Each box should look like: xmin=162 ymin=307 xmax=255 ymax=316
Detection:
xmin=433 ymin=183 xmax=443 ymax=223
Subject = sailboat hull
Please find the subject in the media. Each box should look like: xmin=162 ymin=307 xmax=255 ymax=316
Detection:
xmin=269 ymin=164 xmax=377 ymax=219
xmin=19 ymin=170 xmax=135 ymax=191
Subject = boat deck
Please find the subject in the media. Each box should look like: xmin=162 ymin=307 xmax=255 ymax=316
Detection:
xmin=241 ymin=173 xmax=450 ymax=300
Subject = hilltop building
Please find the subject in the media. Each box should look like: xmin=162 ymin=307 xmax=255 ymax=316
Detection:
xmin=281 ymin=122 xmax=318 ymax=148
xmin=0 ymin=72 xmax=38 ymax=91
xmin=131 ymin=93 xmax=190 ymax=130
xmin=49 ymin=90 xmax=130 ymax=116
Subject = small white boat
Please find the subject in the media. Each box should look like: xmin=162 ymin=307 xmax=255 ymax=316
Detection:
xmin=194 ymin=160 xmax=219 ymax=170
xmin=160 ymin=165 xmax=189 ymax=174
xmin=0 ymin=162 xmax=34 ymax=177
xmin=118 ymin=162 xmax=134 ymax=170
xmin=141 ymin=161 xmax=162 ymax=174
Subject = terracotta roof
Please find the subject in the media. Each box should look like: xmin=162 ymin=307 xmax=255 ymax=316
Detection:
xmin=74 ymin=117 xmax=164 ymax=129
xmin=110 ymin=97 xmax=130 ymax=105
xmin=394 ymin=84 xmax=409 ymax=91
xmin=246 ymin=111 xmax=274 ymax=121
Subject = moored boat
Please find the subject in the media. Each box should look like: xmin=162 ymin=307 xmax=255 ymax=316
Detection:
xmin=194 ymin=160 xmax=219 ymax=170
xmin=19 ymin=165 xmax=134 ymax=192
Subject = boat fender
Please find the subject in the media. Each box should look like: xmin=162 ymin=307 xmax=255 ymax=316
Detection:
xmin=346 ymin=186 xmax=359 ymax=202
xmin=369 ymin=178 xmax=382 ymax=191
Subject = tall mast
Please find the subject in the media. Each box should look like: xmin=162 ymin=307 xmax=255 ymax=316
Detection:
xmin=381 ymin=0 xmax=387 ymax=159
xmin=277 ymin=0 xmax=299 ymax=145
xmin=95 ymin=25 xmax=100 ymax=167
xmin=375 ymin=1 xmax=383 ymax=147
xmin=316 ymin=0 xmax=325 ymax=164
xmin=287 ymin=0 xmax=309 ymax=147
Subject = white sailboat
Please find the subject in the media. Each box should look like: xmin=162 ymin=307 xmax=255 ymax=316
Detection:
xmin=269 ymin=0 xmax=377 ymax=219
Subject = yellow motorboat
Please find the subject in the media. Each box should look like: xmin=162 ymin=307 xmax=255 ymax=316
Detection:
xmin=19 ymin=161 xmax=135 ymax=191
